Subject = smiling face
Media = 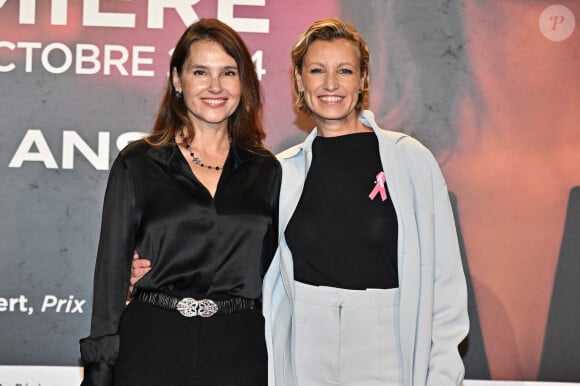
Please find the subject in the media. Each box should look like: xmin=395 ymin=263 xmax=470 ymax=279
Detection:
xmin=173 ymin=40 xmax=241 ymax=131
xmin=295 ymin=38 xmax=366 ymax=131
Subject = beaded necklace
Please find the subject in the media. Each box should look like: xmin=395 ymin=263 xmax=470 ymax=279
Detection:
xmin=179 ymin=130 xmax=225 ymax=171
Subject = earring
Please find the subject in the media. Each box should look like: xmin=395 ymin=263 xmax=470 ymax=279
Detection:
xmin=175 ymin=89 xmax=183 ymax=99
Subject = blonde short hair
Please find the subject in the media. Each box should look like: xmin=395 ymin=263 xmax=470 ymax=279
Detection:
xmin=291 ymin=18 xmax=371 ymax=115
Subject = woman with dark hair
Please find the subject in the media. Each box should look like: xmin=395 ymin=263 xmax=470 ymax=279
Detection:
xmin=79 ymin=18 xmax=280 ymax=386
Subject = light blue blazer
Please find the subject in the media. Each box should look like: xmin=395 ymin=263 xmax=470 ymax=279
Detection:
xmin=263 ymin=110 xmax=469 ymax=386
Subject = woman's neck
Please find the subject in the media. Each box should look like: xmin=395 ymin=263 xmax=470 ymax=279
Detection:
xmin=315 ymin=115 xmax=371 ymax=137
xmin=179 ymin=125 xmax=230 ymax=151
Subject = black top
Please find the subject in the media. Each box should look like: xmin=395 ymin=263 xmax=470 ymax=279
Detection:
xmin=285 ymin=132 xmax=398 ymax=290
xmin=80 ymin=139 xmax=281 ymax=378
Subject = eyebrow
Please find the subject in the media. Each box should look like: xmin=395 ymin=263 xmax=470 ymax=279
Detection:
xmin=189 ymin=64 xmax=238 ymax=71
xmin=305 ymin=61 xmax=356 ymax=67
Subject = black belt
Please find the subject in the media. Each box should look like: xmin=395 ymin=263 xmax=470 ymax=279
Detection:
xmin=136 ymin=291 xmax=255 ymax=318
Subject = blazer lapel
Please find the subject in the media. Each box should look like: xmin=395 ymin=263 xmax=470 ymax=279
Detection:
xmin=276 ymin=129 xmax=317 ymax=304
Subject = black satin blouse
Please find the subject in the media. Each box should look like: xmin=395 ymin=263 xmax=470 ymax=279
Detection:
xmin=80 ymin=139 xmax=281 ymax=379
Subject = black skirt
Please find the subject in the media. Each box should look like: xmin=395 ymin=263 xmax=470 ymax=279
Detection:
xmin=113 ymin=300 xmax=267 ymax=386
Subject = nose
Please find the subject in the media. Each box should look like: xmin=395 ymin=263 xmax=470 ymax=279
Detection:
xmin=323 ymin=73 xmax=338 ymax=91
xmin=208 ymin=74 xmax=222 ymax=93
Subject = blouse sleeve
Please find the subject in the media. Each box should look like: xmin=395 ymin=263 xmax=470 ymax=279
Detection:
xmin=260 ymin=160 xmax=282 ymax=278
xmin=79 ymin=154 xmax=137 ymax=386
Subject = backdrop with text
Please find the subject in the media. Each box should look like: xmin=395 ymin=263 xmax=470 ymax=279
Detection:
xmin=1 ymin=0 xmax=579 ymax=383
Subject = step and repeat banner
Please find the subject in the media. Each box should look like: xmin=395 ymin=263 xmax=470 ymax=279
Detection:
xmin=1 ymin=0 xmax=579 ymax=384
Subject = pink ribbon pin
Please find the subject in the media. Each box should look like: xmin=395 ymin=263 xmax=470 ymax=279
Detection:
xmin=368 ymin=171 xmax=387 ymax=201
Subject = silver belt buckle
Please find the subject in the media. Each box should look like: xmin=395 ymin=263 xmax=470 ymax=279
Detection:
xmin=176 ymin=297 xmax=218 ymax=317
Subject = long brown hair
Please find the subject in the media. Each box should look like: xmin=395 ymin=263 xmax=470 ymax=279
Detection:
xmin=147 ymin=18 xmax=265 ymax=149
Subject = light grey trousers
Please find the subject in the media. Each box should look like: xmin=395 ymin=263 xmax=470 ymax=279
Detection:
xmin=293 ymin=281 xmax=403 ymax=386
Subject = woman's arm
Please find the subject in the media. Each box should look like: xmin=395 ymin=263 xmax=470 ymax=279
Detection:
xmin=427 ymin=166 xmax=469 ymax=386
xmin=80 ymin=155 xmax=137 ymax=386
